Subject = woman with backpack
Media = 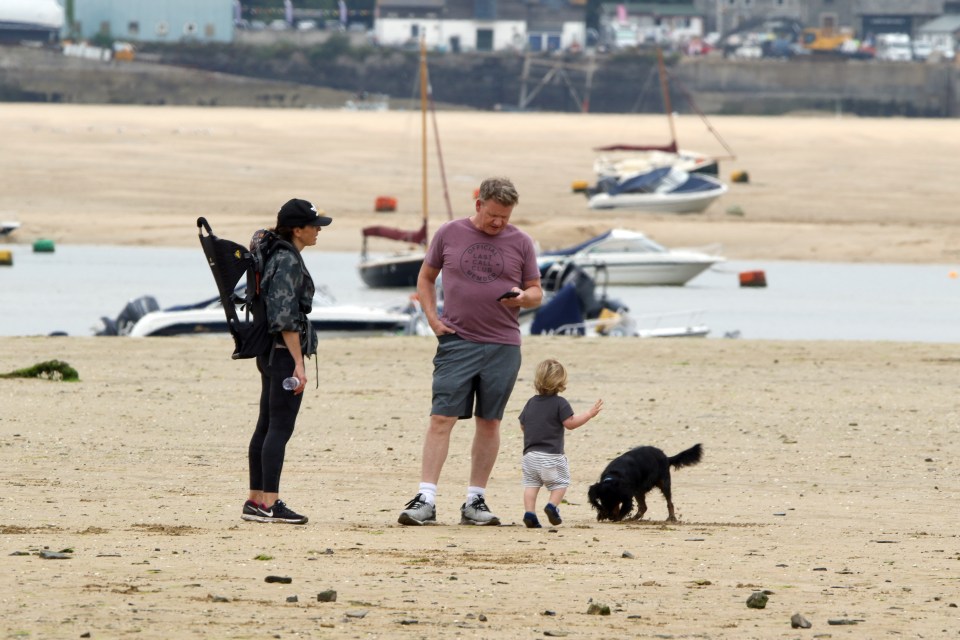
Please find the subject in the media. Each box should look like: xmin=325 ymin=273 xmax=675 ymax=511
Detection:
xmin=241 ymin=198 xmax=331 ymax=525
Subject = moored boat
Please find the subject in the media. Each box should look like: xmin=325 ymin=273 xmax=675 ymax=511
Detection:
xmin=538 ymin=228 xmax=724 ymax=286
xmin=585 ymin=167 xmax=727 ymax=213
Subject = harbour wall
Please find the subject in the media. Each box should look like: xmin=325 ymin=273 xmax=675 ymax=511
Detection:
xmin=2 ymin=45 xmax=958 ymax=116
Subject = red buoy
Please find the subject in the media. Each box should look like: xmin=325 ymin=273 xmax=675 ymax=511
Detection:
xmin=739 ymin=270 xmax=767 ymax=288
xmin=374 ymin=196 xmax=397 ymax=212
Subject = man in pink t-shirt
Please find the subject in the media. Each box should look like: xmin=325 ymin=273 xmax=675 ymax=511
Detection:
xmin=398 ymin=177 xmax=543 ymax=526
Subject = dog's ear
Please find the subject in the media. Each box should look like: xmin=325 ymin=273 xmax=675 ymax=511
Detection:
xmin=587 ymin=483 xmax=600 ymax=508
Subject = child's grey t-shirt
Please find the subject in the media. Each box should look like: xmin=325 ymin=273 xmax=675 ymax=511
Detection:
xmin=519 ymin=394 xmax=574 ymax=455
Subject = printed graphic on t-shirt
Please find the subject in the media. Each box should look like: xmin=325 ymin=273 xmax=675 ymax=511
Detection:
xmin=460 ymin=242 xmax=504 ymax=283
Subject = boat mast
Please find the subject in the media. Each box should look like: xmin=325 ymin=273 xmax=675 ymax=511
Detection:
xmin=656 ymin=47 xmax=678 ymax=153
xmin=420 ymin=37 xmax=428 ymax=240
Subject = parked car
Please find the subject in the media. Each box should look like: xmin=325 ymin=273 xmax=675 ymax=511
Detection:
xmin=912 ymin=40 xmax=933 ymax=61
xmin=876 ymin=33 xmax=912 ymax=61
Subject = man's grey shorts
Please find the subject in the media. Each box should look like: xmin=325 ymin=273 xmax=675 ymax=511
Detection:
xmin=431 ymin=334 xmax=521 ymax=420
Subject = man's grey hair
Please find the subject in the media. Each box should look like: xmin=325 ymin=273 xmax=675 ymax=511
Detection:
xmin=478 ymin=177 xmax=519 ymax=207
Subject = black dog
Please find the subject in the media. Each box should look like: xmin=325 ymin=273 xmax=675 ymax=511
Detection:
xmin=588 ymin=444 xmax=702 ymax=522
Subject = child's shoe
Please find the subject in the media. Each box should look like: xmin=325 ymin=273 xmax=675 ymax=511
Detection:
xmin=544 ymin=503 xmax=562 ymax=525
xmin=522 ymin=511 xmax=542 ymax=528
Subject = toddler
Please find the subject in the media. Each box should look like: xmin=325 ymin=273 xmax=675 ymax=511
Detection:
xmin=518 ymin=359 xmax=603 ymax=528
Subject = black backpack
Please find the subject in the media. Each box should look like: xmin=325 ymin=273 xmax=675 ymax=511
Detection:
xmin=197 ymin=217 xmax=304 ymax=359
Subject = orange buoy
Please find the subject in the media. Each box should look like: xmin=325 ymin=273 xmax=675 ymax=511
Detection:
xmin=739 ymin=270 xmax=767 ymax=288
xmin=570 ymin=180 xmax=589 ymax=193
xmin=374 ymin=196 xmax=397 ymax=212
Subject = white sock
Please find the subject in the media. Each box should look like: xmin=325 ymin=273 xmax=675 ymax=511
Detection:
xmin=418 ymin=482 xmax=437 ymax=505
xmin=466 ymin=486 xmax=485 ymax=504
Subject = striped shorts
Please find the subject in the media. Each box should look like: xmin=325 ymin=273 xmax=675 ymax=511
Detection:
xmin=522 ymin=451 xmax=571 ymax=491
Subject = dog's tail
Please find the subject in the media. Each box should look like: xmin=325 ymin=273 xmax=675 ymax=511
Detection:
xmin=669 ymin=443 xmax=703 ymax=469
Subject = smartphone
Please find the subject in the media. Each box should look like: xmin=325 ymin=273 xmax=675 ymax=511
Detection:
xmin=497 ymin=290 xmax=520 ymax=300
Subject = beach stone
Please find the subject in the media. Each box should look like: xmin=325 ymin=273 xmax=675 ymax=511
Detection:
xmin=622 ymin=551 xmax=635 ymax=559
xmin=318 ymin=589 xmax=338 ymax=602
xmin=345 ymin=610 xmax=368 ymax=619
xmin=544 ymin=631 xmax=569 ymax=637
xmin=39 ymin=551 xmax=71 ymax=560
xmin=286 ymin=595 xmax=298 ymax=603
xmin=746 ymin=592 xmax=768 ymax=609
xmin=791 ymin=613 xmax=812 ymax=628
xmin=587 ymin=603 xmax=611 ymax=615
xmin=265 ymin=575 xmax=292 ymax=584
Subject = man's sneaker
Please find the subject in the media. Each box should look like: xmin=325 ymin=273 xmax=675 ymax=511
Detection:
xmin=460 ymin=495 xmax=501 ymax=526
xmin=544 ymin=503 xmax=562 ymax=526
xmin=523 ymin=511 xmax=542 ymax=528
xmin=398 ymin=493 xmax=436 ymax=526
xmin=257 ymin=500 xmax=308 ymax=524
xmin=241 ymin=500 xmax=263 ymax=522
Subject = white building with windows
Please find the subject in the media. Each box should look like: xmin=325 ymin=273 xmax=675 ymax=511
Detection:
xmin=71 ymin=0 xmax=234 ymax=44
xmin=374 ymin=0 xmax=586 ymax=53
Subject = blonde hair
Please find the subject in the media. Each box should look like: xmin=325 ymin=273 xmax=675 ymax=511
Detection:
xmin=534 ymin=359 xmax=567 ymax=396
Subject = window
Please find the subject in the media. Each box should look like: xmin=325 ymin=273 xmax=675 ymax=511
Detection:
xmin=128 ymin=21 xmax=139 ymax=36
xmin=98 ymin=20 xmax=110 ymax=35
xmin=474 ymin=0 xmax=496 ymax=20
xmin=156 ymin=22 xmax=169 ymax=36
xmin=410 ymin=24 xmax=419 ymax=38
xmin=205 ymin=24 xmax=215 ymax=38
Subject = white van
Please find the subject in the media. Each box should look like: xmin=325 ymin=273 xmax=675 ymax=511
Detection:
xmin=876 ymin=33 xmax=913 ymax=61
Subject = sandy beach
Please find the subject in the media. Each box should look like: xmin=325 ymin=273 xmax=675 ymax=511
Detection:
xmin=1 ymin=104 xmax=959 ymax=263
xmin=2 ymin=105 xmax=959 ymax=637
xmin=2 ymin=336 xmax=958 ymax=638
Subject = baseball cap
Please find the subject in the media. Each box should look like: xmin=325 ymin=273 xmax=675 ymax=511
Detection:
xmin=277 ymin=198 xmax=332 ymax=228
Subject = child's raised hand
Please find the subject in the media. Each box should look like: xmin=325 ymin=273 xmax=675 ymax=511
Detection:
xmin=590 ymin=398 xmax=604 ymax=417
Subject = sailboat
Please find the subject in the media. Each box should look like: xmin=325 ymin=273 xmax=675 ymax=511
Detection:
xmin=588 ymin=48 xmax=734 ymax=184
xmin=582 ymin=49 xmax=733 ymax=213
xmin=358 ymin=39 xmax=452 ymax=288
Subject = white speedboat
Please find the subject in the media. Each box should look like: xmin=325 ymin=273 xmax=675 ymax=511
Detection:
xmin=538 ymin=229 xmax=724 ymax=286
xmin=586 ymin=166 xmax=728 ymax=213
xmin=95 ymin=290 xmax=424 ymax=338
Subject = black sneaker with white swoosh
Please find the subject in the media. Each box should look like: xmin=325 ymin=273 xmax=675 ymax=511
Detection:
xmin=241 ymin=500 xmax=263 ymax=522
xmin=255 ymin=500 xmax=308 ymax=524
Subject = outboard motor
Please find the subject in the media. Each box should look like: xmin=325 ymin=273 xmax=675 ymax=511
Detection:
xmin=115 ymin=295 xmax=160 ymax=336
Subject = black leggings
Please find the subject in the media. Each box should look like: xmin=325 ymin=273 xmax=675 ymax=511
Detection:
xmin=249 ymin=348 xmax=303 ymax=493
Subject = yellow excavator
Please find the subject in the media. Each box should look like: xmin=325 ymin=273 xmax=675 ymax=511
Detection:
xmin=799 ymin=27 xmax=854 ymax=54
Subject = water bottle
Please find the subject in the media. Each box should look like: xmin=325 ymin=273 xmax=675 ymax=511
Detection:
xmin=282 ymin=376 xmax=300 ymax=391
